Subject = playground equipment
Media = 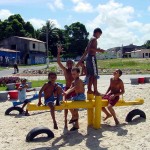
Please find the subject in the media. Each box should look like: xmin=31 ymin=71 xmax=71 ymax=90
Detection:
xmin=25 ymin=94 xmax=146 ymax=142
xmin=5 ymin=92 xmax=44 ymax=115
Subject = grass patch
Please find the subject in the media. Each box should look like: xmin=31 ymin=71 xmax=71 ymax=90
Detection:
xmin=31 ymin=80 xmax=66 ymax=87
xmin=0 ymin=80 xmax=66 ymax=91
xmin=97 ymin=58 xmax=150 ymax=69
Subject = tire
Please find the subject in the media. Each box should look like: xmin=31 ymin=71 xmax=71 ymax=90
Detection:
xmin=125 ymin=109 xmax=146 ymax=122
xmin=5 ymin=107 xmax=23 ymax=115
xmin=26 ymin=127 xmax=54 ymax=142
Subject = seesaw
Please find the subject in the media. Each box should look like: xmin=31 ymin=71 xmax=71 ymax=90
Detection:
xmin=25 ymin=94 xmax=146 ymax=142
xmin=5 ymin=93 xmax=44 ymax=115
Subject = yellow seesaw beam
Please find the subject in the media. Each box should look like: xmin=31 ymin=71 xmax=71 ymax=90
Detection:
xmin=26 ymin=98 xmax=144 ymax=111
xmin=26 ymin=95 xmax=144 ymax=130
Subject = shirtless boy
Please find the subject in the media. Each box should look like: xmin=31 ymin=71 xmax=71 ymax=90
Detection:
xmin=77 ymin=28 xmax=105 ymax=96
xmin=102 ymin=69 xmax=125 ymax=125
xmin=63 ymin=67 xmax=86 ymax=131
xmin=57 ymin=45 xmax=76 ymax=128
xmin=38 ymin=72 xmax=63 ymax=129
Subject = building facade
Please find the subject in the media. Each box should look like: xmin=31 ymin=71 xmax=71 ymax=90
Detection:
xmin=0 ymin=36 xmax=46 ymax=64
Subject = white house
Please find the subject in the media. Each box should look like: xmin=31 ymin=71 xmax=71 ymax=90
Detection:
xmin=131 ymin=49 xmax=150 ymax=58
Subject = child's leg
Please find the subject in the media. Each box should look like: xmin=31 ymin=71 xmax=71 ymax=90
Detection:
xmin=48 ymin=103 xmax=58 ymax=129
xmin=93 ymin=76 xmax=101 ymax=96
xmin=64 ymin=109 xmax=68 ymax=128
xmin=107 ymin=104 xmax=119 ymax=125
xmin=87 ymin=76 xmax=94 ymax=94
xmin=102 ymin=107 xmax=112 ymax=121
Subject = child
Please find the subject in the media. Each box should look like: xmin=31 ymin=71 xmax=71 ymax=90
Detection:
xmin=102 ymin=69 xmax=125 ymax=125
xmin=77 ymin=28 xmax=105 ymax=96
xmin=18 ymin=78 xmax=35 ymax=116
xmin=63 ymin=67 xmax=86 ymax=131
xmin=57 ymin=45 xmax=76 ymax=128
xmin=38 ymin=72 xmax=63 ymax=129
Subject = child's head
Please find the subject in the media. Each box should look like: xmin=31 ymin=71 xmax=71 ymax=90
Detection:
xmin=113 ymin=69 xmax=122 ymax=78
xmin=71 ymin=67 xmax=80 ymax=79
xmin=93 ymin=28 xmax=102 ymax=39
xmin=21 ymin=78 xmax=27 ymax=84
xmin=66 ymin=59 xmax=74 ymax=69
xmin=48 ymin=72 xmax=57 ymax=82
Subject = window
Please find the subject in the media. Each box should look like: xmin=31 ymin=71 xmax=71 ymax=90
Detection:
xmin=33 ymin=43 xmax=35 ymax=49
xmin=145 ymin=53 xmax=148 ymax=56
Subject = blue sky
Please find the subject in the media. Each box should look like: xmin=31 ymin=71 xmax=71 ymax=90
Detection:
xmin=0 ymin=0 xmax=150 ymax=49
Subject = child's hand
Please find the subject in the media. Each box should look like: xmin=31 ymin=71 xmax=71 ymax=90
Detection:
xmin=57 ymin=45 xmax=63 ymax=53
xmin=110 ymin=94 xmax=116 ymax=100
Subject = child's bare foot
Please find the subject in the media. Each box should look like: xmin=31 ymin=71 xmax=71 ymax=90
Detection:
xmin=25 ymin=112 xmax=30 ymax=116
xmin=114 ymin=118 xmax=120 ymax=125
xmin=87 ymin=90 xmax=94 ymax=94
xmin=94 ymin=91 xmax=103 ymax=96
xmin=103 ymin=114 xmax=112 ymax=121
xmin=54 ymin=122 xmax=58 ymax=129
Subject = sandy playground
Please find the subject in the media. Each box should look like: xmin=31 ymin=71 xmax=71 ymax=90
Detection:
xmin=0 ymin=74 xmax=150 ymax=150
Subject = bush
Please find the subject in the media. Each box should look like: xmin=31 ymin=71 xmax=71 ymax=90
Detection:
xmin=0 ymin=77 xmax=20 ymax=87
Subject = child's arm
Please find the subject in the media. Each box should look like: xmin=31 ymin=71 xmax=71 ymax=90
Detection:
xmin=90 ymin=38 xmax=105 ymax=53
xmin=76 ymin=49 xmax=88 ymax=67
xmin=26 ymin=88 xmax=36 ymax=92
xmin=38 ymin=84 xmax=46 ymax=106
xmin=57 ymin=46 xmax=66 ymax=71
xmin=64 ymin=84 xmax=75 ymax=96
xmin=18 ymin=84 xmax=28 ymax=91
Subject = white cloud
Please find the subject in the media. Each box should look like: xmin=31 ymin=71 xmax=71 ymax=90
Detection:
xmin=0 ymin=9 xmax=13 ymax=21
xmin=72 ymin=0 xmax=93 ymax=13
xmin=48 ymin=19 xmax=61 ymax=28
xmin=86 ymin=0 xmax=150 ymax=49
xmin=28 ymin=18 xmax=46 ymax=29
xmin=47 ymin=0 xmax=64 ymax=11
xmin=28 ymin=18 xmax=61 ymax=29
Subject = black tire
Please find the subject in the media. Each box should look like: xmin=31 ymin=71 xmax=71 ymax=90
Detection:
xmin=26 ymin=127 xmax=54 ymax=142
xmin=125 ymin=109 xmax=146 ymax=122
xmin=5 ymin=107 xmax=23 ymax=115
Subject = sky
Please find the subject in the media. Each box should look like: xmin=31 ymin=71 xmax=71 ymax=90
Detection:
xmin=0 ymin=0 xmax=150 ymax=49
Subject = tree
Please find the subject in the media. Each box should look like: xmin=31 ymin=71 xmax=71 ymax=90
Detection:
xmin=64 ymin=22 xmax=89 ymax=57
xmin=37 ymin=20 xmax=59 ymax=57
xmin=144 ymin=40 xmax=150 ymax=49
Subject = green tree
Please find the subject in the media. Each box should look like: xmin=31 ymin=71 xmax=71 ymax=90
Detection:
xmin=64 ymin=22 xmax=89 ymax=57
xmin=37 ymin=21 xmax=59 ymax=57
xmin=144 ymin=40 xmax=150 ymax=49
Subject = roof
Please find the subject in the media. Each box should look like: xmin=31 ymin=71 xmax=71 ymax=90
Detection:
xmin=14 ymin=36 xmax=46 ymax=43
xmin=0 ymin=48 xmax=20 ymax=53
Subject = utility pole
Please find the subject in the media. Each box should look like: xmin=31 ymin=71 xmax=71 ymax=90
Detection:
xmin=46 ymin=26 xmax=49 ymax=68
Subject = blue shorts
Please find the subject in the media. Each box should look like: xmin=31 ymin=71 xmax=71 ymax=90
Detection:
xmin=71 ymin=93 xmax=86 ymax=101
xmin=44 ymin=95 xmax=63 ymax=105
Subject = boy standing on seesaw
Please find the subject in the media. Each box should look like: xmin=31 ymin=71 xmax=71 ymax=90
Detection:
xmin=38 ymin=72 xmax=63 ymax=129
xmin=57 ymin=45 xmax=76 ymax=128
xmin=77 ymin=28 xmax=105 ymax=96
xmin=102 ymin=69 xmax=125 ymax=125
xmin=18 ymin=78 xmax=35 ymax=116
xmin=63 ymin=67 xmax=86 ymax=131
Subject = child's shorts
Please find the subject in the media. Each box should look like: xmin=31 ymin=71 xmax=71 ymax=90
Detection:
xmin=103 ymin=93 xmax=119 ymax=106
xmin=44 ymin=95 xmax=62 ymax=105
xmin=71 ymin=93 xmax=86 ymax=101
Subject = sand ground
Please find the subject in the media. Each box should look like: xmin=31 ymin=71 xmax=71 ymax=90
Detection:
xmin=0 ymin=75 xmax=150 ymax=150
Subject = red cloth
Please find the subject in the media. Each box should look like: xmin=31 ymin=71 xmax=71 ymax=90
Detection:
xmin=103 ymin=93 xmax=119 ymax=106
xmin=64 ymin=87 xmax=76 ymax=100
